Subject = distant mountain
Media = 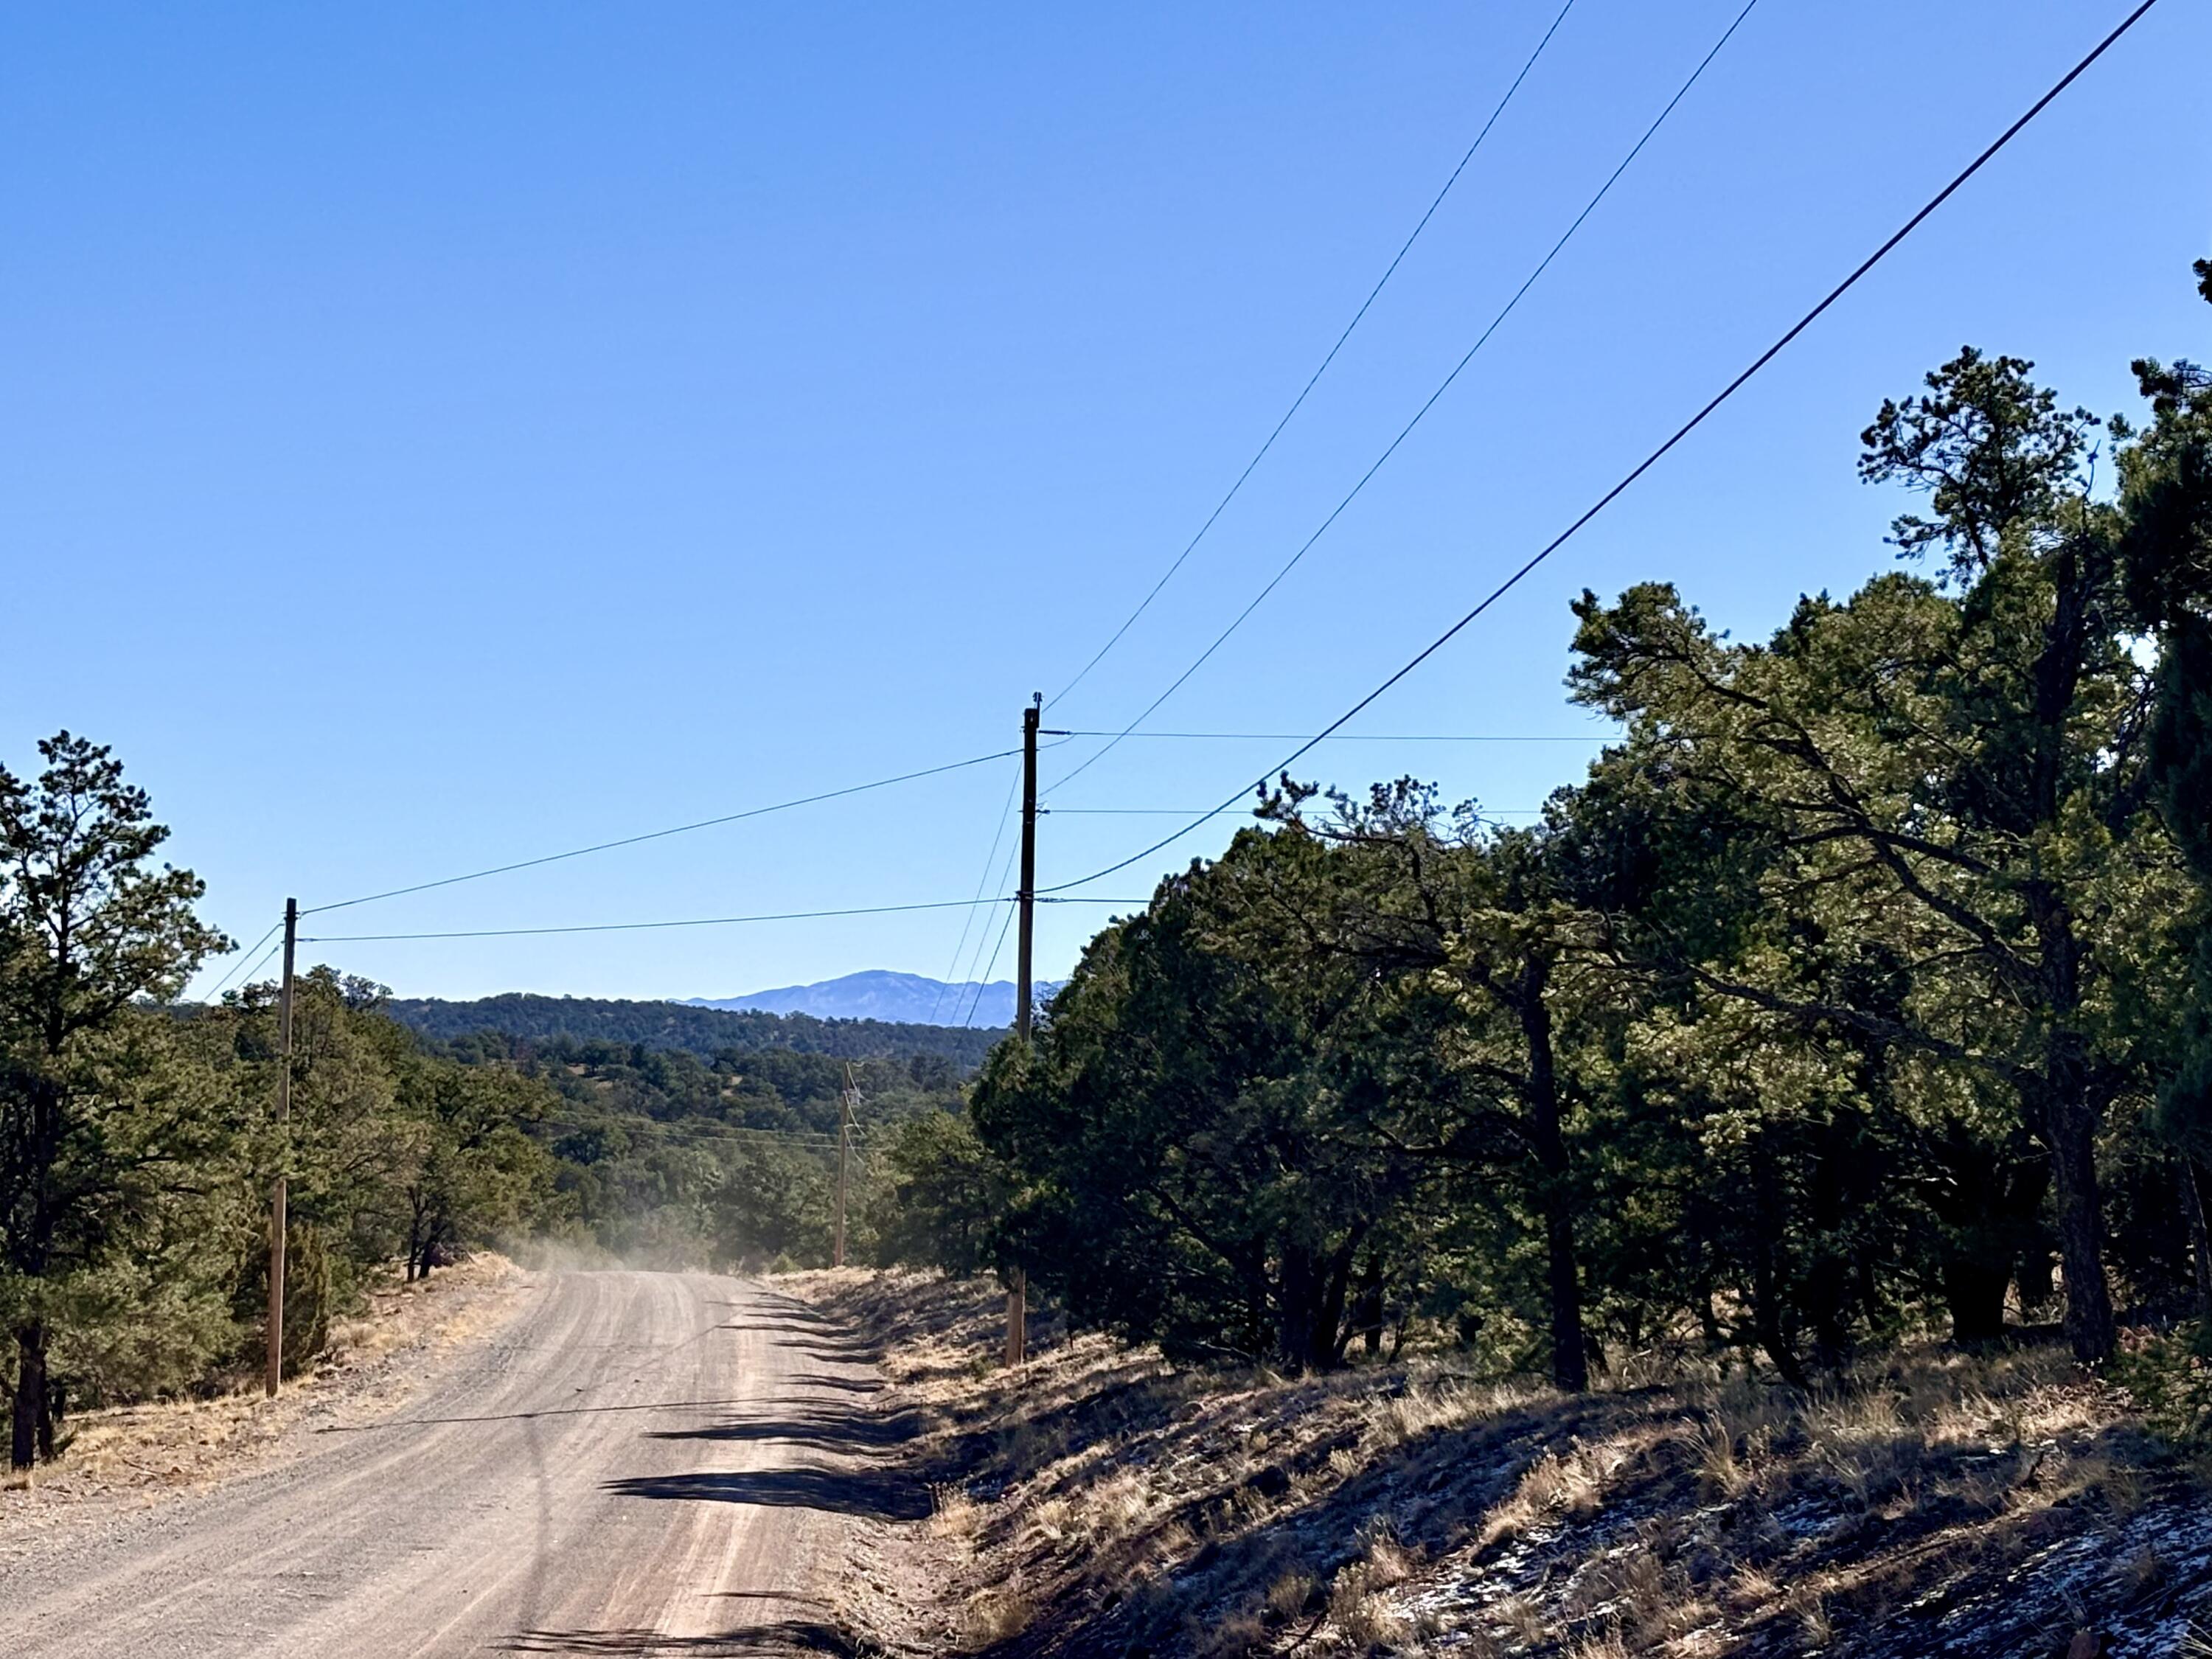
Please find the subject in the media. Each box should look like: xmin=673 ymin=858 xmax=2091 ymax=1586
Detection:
xmin=682 ymin=969 xmax=1062 ymax=1029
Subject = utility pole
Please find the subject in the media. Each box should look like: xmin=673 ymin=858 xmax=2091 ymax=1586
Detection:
xmin=833 ymin=1062 xmax=857 ymax=1268
xmin=1017 ymin=693 xmax=1040 ymax=1048
xmin=265 ymin=898 xmax=297 ymax=1399
xmin=1006 ymin=694 xmax=1041 ymax=1368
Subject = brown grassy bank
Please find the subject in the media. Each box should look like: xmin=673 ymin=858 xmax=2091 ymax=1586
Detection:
xmin=785 ymin=1270 xmax=2212 ymax=1659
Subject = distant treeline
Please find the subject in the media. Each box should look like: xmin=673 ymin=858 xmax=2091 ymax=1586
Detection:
xmin=386 ymin=993 xmax=1003 ymax=1067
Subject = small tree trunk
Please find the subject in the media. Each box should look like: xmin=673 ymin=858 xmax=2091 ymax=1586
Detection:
xmin=1351 ymin=1257 xmax=1385 ymax=1357
xmin=1276 ymin=1247 xmax=1318 ymax=1374
xmin=1941 ymin=1256 xmax=2009 ymax=1345
xmin=1749 ymin=1256 xmax=1809 ymax=1389
xmin=1316 ymin=1237 xmax=1360 ymax=1369
xmin=38 ymin=1379 xmax=61 ymax=1462
xmin=1516 ymin=958 xmax=1588 ymax=1393
xmin=11 ymin=1323 xmax=47 ymax=1472
xmin=2185 ymin=1158 xmax=2212 ymax=1315
xmin=2047 ymin=1097 xmax=2116 ymax=1364
xmin=1542 ymin=1193 xmax=1588 ymax=1391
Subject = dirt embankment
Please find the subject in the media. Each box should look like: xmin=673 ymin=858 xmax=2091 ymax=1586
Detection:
xmin=787 ymin=1270 xmax=2212 ymax=1659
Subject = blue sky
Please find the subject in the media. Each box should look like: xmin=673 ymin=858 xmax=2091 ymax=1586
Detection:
xmin=4 ymin=1 xmax=2205 ymax=1007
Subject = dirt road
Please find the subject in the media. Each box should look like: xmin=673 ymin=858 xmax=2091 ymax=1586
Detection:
xmin=0 ymin=1270 xmax=911 ymax=1657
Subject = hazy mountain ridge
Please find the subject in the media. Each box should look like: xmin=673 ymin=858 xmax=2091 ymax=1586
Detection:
xmin=682 ymin=968 xmax=1063 ymax=1028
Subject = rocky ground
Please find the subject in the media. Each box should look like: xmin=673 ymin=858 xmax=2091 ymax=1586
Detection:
xmin=783 ymin=1270 xmax=2212 ymax=1659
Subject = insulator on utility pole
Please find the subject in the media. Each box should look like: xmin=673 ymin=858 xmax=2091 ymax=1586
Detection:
xmin=265 ymin=897 xmax=297 ymax=1399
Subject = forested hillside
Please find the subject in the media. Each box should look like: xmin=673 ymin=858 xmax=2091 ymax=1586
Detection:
xmin=387 ymin=992 xmax=1001 ymax=1066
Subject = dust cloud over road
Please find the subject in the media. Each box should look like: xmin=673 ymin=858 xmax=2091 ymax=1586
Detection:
xmin=1 ymin=1270 xmax=911 ymax=1657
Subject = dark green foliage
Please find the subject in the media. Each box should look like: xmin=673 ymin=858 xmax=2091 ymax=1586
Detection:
xmin=387 ymin=994 xmax=999 ymax=1067
xmin=966 ymin=274 xmax=2212 ymax=1382
xmin=0 ymin=735 xmax=229 ymax=1466
xmin=867 ymin=1110 xmax=1007 ymax=1276
xmin=973 ymin=825 xmax=1448 ymax=1371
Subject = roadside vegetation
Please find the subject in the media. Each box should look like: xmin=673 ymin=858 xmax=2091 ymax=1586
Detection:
xmin=812 ymin=276 xmax=2212 ymax=1650
xmin=887 ymin=282 xmax=2212 ymax=1402
xmin=799 ymin=1269 xmax=2212 ymax=1657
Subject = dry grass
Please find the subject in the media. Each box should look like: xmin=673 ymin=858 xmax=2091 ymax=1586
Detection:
xmin=786 ymin=1271 xmax=2205 ymax=1659
xmin=960 ymin=1582 xmax=1033 ymax=1649
xmin=1265 ymin=1569 xmax=1316 ymax=1620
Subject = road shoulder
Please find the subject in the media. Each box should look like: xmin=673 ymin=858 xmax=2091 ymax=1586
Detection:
xmin=0 ymin=1252 xmax=535 ymax=1556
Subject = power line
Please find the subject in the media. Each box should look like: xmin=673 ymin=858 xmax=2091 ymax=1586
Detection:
xmin=536 ymin=1119 xmax=855 ymax=1150
xmin=1048 ymin=0 xmax=1580 ymax=711
xmin=928 ymin=754 xmax=1024 ymax=1025
xmin=189 ymin=918 xmax=284 ymax=1003
xmin=206 ymin=928 xmax=286 ymax=1001
xmin=300 ymin=745 xmax=1024 ymax=918
xmin=1047 ymin=0 xmax=1761 ymax=797
xmin=959 ymin=902 xmax=1020 ymax=1030
xmin=1054 ymin=809 xmax=1534 ymax=818
xmin=1054 ymin=731 xmax=1611 ymax=742
xmin=947 ymin=818 xmax=1026 ymax=1026
xmin=300 ymin=894 xmax=1135 ymax=943
xmin=1040 ymin=0 xmax=2160 ymax=897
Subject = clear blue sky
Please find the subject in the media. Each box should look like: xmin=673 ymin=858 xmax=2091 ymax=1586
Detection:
xmin=4 ymin=1 xmax=2206 ymax=1007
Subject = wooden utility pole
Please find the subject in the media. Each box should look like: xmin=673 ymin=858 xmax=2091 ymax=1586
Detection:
xmin=1006 ymin=695 xmax=1041 ymax=1368
xmin=265 ymin=898 xmax=297 ymax=1398
xmin=1016 ymin=694 xmax=1040 ymax=1048
xmin=833 ymin=1062 xmax=857 ymax=1268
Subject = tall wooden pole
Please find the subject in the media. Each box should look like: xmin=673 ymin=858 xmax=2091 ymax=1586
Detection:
xmin=1016 ymin=695 xmax=1039 ymax=1048
xmin=265 ymin=898 xmax=297 ymax=1398
xmin=833 ymin=1062 xmax=855 ymax=1269
xmin=1006 ymin=695 xmax=1040 ymax=1368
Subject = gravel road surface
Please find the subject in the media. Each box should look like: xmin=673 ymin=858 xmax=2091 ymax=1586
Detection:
xmin=0 ymin=1270 xmax=908 ymax=1657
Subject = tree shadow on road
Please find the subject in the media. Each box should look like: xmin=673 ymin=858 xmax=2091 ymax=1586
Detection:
xmin=785 ymin=1372 xmax=885 ymax=1394
xmin=601 ymin=1466 xmax=932 ymax=1521
xmin=501 ymin=1618 xmax=872 ymax=1655
xmin=714 ymin=1324 xmax=886 ymax=1366
xmin=644 ymin=1407 xmax=927 ymax=1453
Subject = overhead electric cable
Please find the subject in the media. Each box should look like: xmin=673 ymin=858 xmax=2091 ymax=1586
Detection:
xmin=538 ymin=1119 xmax=852 ymax=1150
xmin=928 ymin=754 xmax=1024 ymax=1025
xmin=190 ymin=918 xmax=284 ymax=1003
xmin=302 ymin=894 xmax=1135 ymax=943
xmin=1048 ymin=0 xmax=1579 ymax=709
xmin=1040 ymin=0 xmax=2160 ymax=897
xmin=960 ymin=902 xmax=1020 ymax=1030
xmin=1055 ymin=731 xmax=1610 ymax=742
xmin=1043 ymin=805 xmax=1541 ymax=815
xmin=947 ymin=823 xmax=1022 ymax=1022
xmin=301 ymin=745 xmax=1024 ymax=917
xmin=207 ymin=929 xmax=287 ymax=1001
xmin=1048 ymin=0 xmax=1761 ymax=796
